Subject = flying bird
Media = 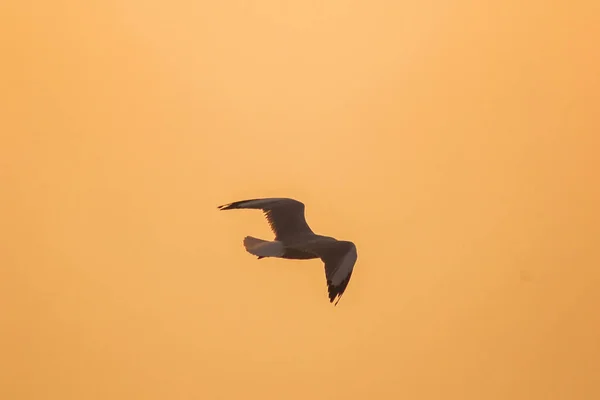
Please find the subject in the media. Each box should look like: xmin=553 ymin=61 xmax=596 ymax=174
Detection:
xmin=217 ymin=197 xmax=358 ymax=305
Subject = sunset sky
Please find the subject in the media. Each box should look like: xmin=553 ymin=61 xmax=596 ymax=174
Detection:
xmin=2 ymin=1 xmax=599 ymax=399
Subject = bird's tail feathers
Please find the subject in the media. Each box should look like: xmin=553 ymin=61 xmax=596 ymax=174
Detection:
xmin=243 ymin=236 xmax=284 ymax=259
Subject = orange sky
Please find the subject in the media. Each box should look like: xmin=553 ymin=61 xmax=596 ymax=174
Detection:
xmin=2 ymin=1 xmax=599 ymax=399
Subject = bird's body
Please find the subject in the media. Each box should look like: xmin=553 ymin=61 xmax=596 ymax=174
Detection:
xmin=218 ymin=197 xmax=357 ymax=305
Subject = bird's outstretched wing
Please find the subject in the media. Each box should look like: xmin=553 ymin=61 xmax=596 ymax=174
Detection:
xmin=308 ymin=240 xmax=357 ymax=305
xmin=217 ymin=198 xmax=314 ymax=240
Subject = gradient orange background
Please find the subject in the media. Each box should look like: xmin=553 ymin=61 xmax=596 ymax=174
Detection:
xmin=2 ymin=1 xmax=599 ymax=399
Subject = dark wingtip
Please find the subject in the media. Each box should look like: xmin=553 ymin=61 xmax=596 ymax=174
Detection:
xmin=327 ymin=281 xmax=341 ymax=305
xmin=218 ymin=200 xmax=247 ymax=210
xmin=330 ymin=294 xmax=342 ymax=306
xmin=327 ymin=275 xmax=351 ymax=306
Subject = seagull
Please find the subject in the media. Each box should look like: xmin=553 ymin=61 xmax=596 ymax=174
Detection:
xmin=217 ymin=197 xmax=358 ymax=305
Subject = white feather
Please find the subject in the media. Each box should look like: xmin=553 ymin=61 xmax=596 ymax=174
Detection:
xmin=243 ymin=236 xmax=285 ymax=258
xmin=331 ymin=244 xmax=357 ymax=286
